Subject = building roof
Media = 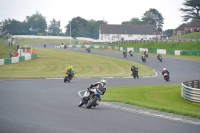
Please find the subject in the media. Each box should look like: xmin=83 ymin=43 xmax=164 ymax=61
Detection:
xmin=99 ymin=24 xmax=160 ymax=35
xmin=186 ymin=19 xmax=200 ymax=27
xmin=174 ymin=23 xmax=187 ymax=31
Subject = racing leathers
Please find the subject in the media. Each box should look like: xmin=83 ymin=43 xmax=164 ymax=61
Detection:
xmin=66 ymin=66 xmax=75 ymax=80
xmin=162 ymin=70 xmax=170 ymax=78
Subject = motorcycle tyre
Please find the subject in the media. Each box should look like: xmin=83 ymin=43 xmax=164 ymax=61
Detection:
xmin=78 ymin=100 xmax=84 ymax=107
xmin=64 ymin=76 xmax=67 ymax=83
xmin=86 ymin=96 xmax=99 ymax=109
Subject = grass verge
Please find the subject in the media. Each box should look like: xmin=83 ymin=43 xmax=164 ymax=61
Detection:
xmin=170 ymin=32 xmax=200 ymax=39
xmin=103 ymin=85 xmax=200 ymax=118
xmin=108 ymin=42 xmax=200 ymax=50
xmin=0 ymin=48 xmax=154 ymax=79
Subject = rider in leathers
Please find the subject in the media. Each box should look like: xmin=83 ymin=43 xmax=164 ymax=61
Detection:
xmin=83 ymin=79 xmax=107 ymax=102
xmin=162 ymin=68 xmax=170 ymax=78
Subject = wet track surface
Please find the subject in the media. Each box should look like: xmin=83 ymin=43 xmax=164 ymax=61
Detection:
xmin=0 ymin=45 xmax=200 ymax=133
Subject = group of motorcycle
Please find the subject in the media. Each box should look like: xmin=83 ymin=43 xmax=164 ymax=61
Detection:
xmin=63 ymin=50 xmax=167 ymax=109
xmin=123 ymin=50 xmax=133 ymax=58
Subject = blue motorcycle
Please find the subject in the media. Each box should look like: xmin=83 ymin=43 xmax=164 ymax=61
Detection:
xmin=78 ymin=88 xmax=101 ymax=109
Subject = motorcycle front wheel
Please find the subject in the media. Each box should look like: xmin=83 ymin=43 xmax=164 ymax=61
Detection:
xmin=64 ymin=76 xmax=67 ymax=83
xmin=78 ymin=100 xmax=84 ymax=107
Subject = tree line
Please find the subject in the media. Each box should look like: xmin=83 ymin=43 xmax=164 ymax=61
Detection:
xmin=0 ymin=0 xmax=199 ymax=38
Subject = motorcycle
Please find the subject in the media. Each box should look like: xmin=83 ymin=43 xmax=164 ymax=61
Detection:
xmin=158 ymin=56 xmax=162 ymax=62
xmin=163 ymin=73 xmax=170 ymax=81
xmin=86 ymin=48 xmax=91 ymax=53
xmin=123 ymin=53 xmax=127 ymax=58
xmin=64 ymin=45 xmax=67 ymax=49
xmin=132 ymin=69 xmax=139 ymax=79
xmin=142 ymin=56 xmax=146 ymax=62
xmin=78 ymin=88 xmax=101 ymax=109
xmin=64 ymin=71 xmax=72 ymax=83
xmin=144 ymin=52 xmax=148 ymax=58
xmin=129 ymin=52 xmax=133 ymax=57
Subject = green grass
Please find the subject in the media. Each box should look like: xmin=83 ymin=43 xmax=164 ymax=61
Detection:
xmin=0 ymin=48 xmax=154 ymax=79
xmin=103 ymin=85 xmax=200 ymax=118
xmin=170 ymin=32 xmax=200 ymax=39
xmin=108 ymin=42 xmax=200 ymax=50
xmin=0 ymin=38 xmax=17 ymax=58
xmin=14 ymin=38 xmax=75 ymax=46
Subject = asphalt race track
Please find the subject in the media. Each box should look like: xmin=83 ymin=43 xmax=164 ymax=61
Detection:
xmin=0 ymin=45 xmax=200 ymax=133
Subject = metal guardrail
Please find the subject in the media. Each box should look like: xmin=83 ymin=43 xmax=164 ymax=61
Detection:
xmin=181 ymin=80 xmax=200 ymax=103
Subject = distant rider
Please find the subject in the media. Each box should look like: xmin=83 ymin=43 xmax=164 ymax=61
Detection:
xmin=131 ymin=65 xmax=138 ymax=76
xmin=123 ymin=50 xmax=127 ymax=56
xmin=66 ymin=65 xmax=75 ymax=80
xmin=157 ymin=54 xmax=161 ymax=59
xmin=141 ymin=54 xmax=146 ymax=60
xmin=162 ymin=68 xmax=170 ymax=78
xmin=129 ymin=50 xmax=133 ymax=56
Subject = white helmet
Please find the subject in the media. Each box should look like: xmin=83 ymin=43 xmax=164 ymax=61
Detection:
xmin=163 ymin=68 xmax=166 ymax=70
xmin=101 ymin=79 xmax=107 ymax=84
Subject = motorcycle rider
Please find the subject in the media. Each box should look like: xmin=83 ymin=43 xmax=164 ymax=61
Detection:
xmin=129 ymin=50 xmax=133 ymax=56
xmin=141 ymin=54 xmax=146 ymax=61
xmin=83 ymin=79 xmax=107 ymax=102
xmin=66 ymin=65 xmax=75 ymax=80
xmin=162 ymin=68 xmax=170 ymax=78
xmin=157 ymin=54 xmax=161 ymax=60
xmin=123 ymin=50 xmax=127 ymax=57
xmin=86 ymin=46 xmax=91 ymax=52
xmin=131 ymin=65 xmax=138 ymax=76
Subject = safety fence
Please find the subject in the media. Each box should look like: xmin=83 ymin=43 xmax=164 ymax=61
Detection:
xmin=55 ymin=44 xmax=200 ymax=56
xmin=181 ymin=80 xmax=200 ymax=103
xmin=0 ymin=54 xmax=37 ymax=65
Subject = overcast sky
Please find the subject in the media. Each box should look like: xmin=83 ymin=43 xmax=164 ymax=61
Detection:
xmin=0 ymin=0 xmax=186 ymax=32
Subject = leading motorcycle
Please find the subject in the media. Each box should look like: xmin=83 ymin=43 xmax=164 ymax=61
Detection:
xmin=78 ymin=88 xmax=101 ymax=109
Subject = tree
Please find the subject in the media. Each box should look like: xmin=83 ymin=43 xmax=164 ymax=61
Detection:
xmin=122 ymin=17 xmax=144 ymax=25
xmin=164 ymin=29 xmax=174 ymax=37
xmin=180 ymin=0 xmax=200 ymax=21
xmin=26 ymin=11 xmax=47 ymax=35
xmin=142 ymin=8 xmax=164 ymax=32
xmin=65 ymin=16 xmax=107 ymax=39
xmin=1 ymin=19 xmax=27 ymax=35
xmin=48 ymin=18 xmax=61 ymax=36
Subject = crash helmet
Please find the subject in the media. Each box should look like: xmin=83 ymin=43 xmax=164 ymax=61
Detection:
xmin=163 ymin=68 xmax=166 ymax=70
xmin=100 ymin=79 xmax=107 ymax=85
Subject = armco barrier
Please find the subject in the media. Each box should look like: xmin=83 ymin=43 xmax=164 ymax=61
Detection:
xmin=181 ymin=80 xmax=200 ymax=103
xmin=0 ymin=54 xmax=37 ymax=65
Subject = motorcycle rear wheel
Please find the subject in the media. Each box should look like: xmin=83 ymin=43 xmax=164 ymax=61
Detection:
xmin=86 ymin=96 xmax=99 ymax=109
